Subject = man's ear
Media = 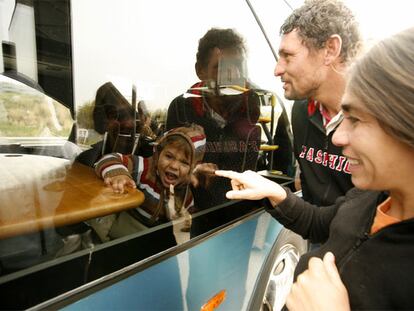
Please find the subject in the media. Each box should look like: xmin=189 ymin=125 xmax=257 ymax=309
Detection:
xmin=324 ymin=34 xmax=342 ymax=65
xmin=195 ymin=62 xmax=206 ymax=80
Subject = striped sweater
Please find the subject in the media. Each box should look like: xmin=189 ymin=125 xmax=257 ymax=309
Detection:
xmin=95 ymin=153 xmax=194 ymax=226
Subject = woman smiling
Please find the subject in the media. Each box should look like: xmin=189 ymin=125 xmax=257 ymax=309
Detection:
xmin=216 ymin=27 xmax=414 ymax=310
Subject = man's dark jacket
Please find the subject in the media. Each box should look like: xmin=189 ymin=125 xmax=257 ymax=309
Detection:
xmin=292 ymin=100 xmax=353 ymax=205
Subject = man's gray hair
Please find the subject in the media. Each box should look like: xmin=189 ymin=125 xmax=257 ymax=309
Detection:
xmin=280 ymin=0 xmax=362 ymax=63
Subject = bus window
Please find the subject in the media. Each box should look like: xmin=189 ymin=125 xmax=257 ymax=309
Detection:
xmin=0 ymin=1 xmax=296 ymax=308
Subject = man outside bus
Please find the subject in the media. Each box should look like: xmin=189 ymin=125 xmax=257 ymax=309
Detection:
xmin=275 ymin=0 xmax=362 ymax=205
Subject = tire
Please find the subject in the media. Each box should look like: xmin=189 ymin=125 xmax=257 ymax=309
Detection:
xmin=248 ymin=228 xmax=308 ymax=311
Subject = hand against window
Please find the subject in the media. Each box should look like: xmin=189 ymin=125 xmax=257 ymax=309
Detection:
xmin=104 ymin=175 xmax=136 ymax=194
xmin=191 ymin=163 xmax=218 ymax=188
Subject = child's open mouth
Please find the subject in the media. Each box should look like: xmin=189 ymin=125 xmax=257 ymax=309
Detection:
xmin=164 ymin=172 xmax=178 ymax=184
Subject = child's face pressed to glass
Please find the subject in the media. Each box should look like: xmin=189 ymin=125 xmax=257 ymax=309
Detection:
xmin=157 ymin=144 xmax=191 ymax=188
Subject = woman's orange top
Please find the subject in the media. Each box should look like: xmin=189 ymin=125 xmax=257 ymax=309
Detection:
xmin=370 ymin=197 xmax=400 ymax=234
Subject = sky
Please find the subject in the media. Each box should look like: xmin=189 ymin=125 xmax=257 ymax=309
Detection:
xmin=253 ymin=0 xmax=414 ymax=49
xmin=1 ymin=0 xmax=413 ymax=109
xmin=341 ymin=0 xmax=413 ymax=41
xmin=2 ymin=0 xmax=412 ymax=42
xmin=71 ymin=0 xmax=414 ymax=108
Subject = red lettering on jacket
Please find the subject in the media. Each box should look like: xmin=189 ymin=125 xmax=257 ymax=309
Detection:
xmin=315 ymin=150 xmax=323 ymax=164
xmin=322 ymin=152 xmax=329 ymax=167
xmin=328 ymin=154 xmax=338 ymax=169
xmin=335 ymin=156 xmax=346 ymax=171
xmin=343 ymin=160 xmax=351 ymax=174
xmin=299 ymin=146 xmax=351 ymax=174
xmin=299 ymin=145 xmax=307 ymax=158
xmin=306 ymin=147 xmax=314 ymax=162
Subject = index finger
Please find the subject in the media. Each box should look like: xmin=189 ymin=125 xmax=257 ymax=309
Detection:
xmin=215 ymin=170 xmax=242 ymax=179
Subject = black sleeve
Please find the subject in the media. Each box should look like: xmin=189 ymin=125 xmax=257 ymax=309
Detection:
xmin=291 ymin=100 xmax=312 ymax=200
xmin=166 ymin=96 xmax=185 ymax=131
xmin=75 ymin=141 xmax=104 ymax=167
xmin=298 ymin=168 xmax=311 ymax=203
xmin=264 ymin=187 xmax=350 ymax=243
xmin=272 ymin=104 xmax=295 ymax=177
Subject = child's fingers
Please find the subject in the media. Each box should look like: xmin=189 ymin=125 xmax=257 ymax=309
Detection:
xmin=127 ymin=179 xmax=137 ymax=189
xmin=112 ymin=181 xmax=124 ymax=193
xmin=194 ymin=164 xmax=216 ymax=175
xmin=203 ymin=164 xmax=218 ymax=174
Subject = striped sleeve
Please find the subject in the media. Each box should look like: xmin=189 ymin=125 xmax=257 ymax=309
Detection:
xmin=94 ymin=153 xmax=133 ymax=179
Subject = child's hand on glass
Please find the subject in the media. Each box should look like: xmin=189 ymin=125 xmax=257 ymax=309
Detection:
xmin=191 ymin=163 xmax=218 ymax=188
xmin=104 ymin=175 xmax=136 ymax=194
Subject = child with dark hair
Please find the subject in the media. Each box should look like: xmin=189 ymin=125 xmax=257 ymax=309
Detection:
xmin=92 ymin=124 xmax=216 ymax=240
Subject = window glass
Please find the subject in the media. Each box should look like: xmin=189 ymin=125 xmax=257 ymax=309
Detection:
xmin=0 ymin=1 xmax=294 ymax=306
xmin=0 ymin=75 xmax=72 ymax=139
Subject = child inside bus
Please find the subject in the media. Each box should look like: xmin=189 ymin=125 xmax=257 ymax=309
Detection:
xmin=92 ymin=124 xmax=216 ymax=241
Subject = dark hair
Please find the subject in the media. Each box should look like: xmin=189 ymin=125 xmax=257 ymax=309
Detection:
xmin=196 ymin=28 xmax=246 ymax=68
xmin=93 ymin=82 xmax=133 ymax=134
xmin=280 ymin=0 xmax=362 ymax=63
xmin=348 ymin=27 xmax=414 ymax=149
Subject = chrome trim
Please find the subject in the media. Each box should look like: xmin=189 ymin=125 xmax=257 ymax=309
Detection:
xmin=260 ymin=244 xmax=301 ymax=311
xmin=29 ymin=204 xmax=265 ymax=310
